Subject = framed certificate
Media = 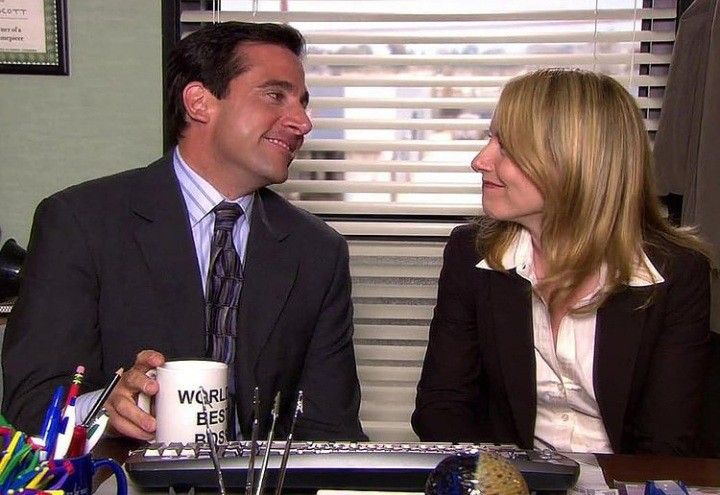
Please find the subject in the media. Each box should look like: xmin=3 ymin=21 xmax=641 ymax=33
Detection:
xmin=0 ymin=0 xmax=68 ymax=75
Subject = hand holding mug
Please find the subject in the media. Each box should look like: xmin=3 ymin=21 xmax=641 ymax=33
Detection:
xmin=137 ymin=360 xmax=230 ymax=445
xmin=104 ymin=350 xmax=165 ymax=440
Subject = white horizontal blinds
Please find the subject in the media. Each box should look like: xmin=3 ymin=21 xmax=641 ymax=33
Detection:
xmin=348 ymin=239 xmax=444 ymax=441
xmin=181 ymin=0 xmax=676 ymax=226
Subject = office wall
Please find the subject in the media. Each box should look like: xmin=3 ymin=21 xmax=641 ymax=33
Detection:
xmin=0 ymin=0 xmax=163 ymax=247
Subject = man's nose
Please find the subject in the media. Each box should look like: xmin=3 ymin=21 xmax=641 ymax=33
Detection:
xmin=286 ymin=105 xmax=313 ymax=135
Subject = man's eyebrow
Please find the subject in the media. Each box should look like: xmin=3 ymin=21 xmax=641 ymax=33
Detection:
xmin=259 ymin=80 xmax=310 ymax=107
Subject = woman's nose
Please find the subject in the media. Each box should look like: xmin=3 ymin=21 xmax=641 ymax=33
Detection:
xmin=471 ymin=145 xmax=493 ymax=173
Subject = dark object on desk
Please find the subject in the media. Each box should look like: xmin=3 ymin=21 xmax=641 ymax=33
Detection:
xmin=0 ymin=238 xmax=25 ymax=302
xmin=426 ymin=452 xmax=529 ymax=495
xmin=124 ymin=441 xmax=579 ymax=492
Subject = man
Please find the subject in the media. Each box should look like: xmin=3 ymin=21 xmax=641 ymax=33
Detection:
xmin=2 ymin=22 xmax=366 ymax=441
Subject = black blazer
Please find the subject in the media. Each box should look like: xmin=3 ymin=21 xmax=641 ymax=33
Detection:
xmin=2 ymin=155 xmax=366 ymax=441
xmin=413 ymin=224 xmax=711 ymax=455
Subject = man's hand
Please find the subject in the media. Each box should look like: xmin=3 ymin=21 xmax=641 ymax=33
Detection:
xmin=105 ymin=350 xmax=165 ymax=440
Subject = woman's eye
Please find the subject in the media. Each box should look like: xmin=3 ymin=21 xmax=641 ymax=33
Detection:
xmin=481 ymin=129 xmax=502 ymax=146
xmin=483 ymin=129 xmax=507 ymax=154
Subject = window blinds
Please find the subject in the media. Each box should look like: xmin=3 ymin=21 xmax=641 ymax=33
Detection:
xmin=348 ymin=238 xmax=443 ymax=440
xmin=180 ymin=1 xmax=675 ymax=237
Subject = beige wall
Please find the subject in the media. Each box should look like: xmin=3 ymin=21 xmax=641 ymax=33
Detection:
xmin=0 ymin=0 xmax=163 ymax=247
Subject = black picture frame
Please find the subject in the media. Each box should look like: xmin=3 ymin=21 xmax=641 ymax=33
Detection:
xmin=0 ymin=0 xmax=69 ymax=75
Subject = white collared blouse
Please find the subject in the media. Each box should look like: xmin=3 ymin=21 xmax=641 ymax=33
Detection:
xmin=476 ymin=229 xmax=664 ymax=453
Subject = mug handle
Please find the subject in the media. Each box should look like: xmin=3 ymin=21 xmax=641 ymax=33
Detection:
xmin=93 ymin=457 xmax=128 ymax=495
xmin=136 ymin=368 xmax=158 ymax=414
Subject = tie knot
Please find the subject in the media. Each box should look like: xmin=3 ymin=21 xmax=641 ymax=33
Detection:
xmin=213 ymin=202 xmax=243 ymax=231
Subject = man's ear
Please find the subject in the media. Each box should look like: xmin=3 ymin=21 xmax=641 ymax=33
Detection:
xmin=182 ymin=82 xmax=216 ymax=124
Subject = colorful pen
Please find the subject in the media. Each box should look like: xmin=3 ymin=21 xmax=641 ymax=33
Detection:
xmin=39 ymin=387 xmax=64 ymax=448
xmin=6 ymin=455 xmax=39 ymax=491
xmin=0 ymin=440 xmax=30 ymax=489
xmin=52 ymin=398 xmax=76 ymax=460
xmin=24 ymin=465 xmax=49 ymax=489
xmin=0 ymin=431 xmax=23 ymax=474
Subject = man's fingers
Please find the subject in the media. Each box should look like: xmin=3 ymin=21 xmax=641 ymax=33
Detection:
xmin=133 ymin=350 xmax=165 ymax=372
xmin=96 ymin=349 xmax=165 ymax=440
xmin=107 ymin=409 xmax=155 ymax=441
xmin=105 ymin=393 xmax=156 ymax=441
xmin=121 ymin=367 xmax=159 ymax=396
xmin=122 ymin=349 xmax=165 ymax=395
xmin=114 ymin=394 xmax=157 ymax=432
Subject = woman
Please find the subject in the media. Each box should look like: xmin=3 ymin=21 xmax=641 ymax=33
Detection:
xmin=412 ymin=69 xmax=712 ymax=455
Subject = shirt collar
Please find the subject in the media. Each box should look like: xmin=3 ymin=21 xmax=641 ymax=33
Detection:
xmin=476 ymin=227 xmax=665 ymax=287
xmin=173 ymin=147 xmax=254 ymax=227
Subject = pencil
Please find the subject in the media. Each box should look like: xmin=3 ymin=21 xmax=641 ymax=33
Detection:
xmin=64 ymin=365 xmax=86 ymax=407
xmin=81 ymin=368 xmax=123 ymax=428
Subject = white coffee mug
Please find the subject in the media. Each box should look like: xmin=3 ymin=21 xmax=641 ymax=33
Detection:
xmin=138 ymin=360 xmax=229 ymax=445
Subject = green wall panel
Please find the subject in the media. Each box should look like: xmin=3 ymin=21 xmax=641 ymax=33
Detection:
xmin=0 ymin=0 xmax=163 ymax=247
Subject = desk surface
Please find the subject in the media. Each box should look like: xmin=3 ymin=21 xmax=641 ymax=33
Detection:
xmin=93 ymin=439 xmax=720 ymax=491
xmin=596 ymin=453 xmax=720 ymax=486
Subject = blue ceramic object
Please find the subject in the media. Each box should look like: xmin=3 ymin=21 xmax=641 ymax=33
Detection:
xmin=425 ymin=453 xmax=479 ymax=495
xmin=425 ymin=452 xmax=529 ymax=495
xmin=60 ymin=453 xmax=127 ymax=495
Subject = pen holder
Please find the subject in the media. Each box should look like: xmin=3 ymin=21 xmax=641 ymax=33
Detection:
xmin=59 ymin=453 xmax=127 ymax=495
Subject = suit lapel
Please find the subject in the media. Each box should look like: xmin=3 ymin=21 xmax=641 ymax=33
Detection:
xmin=130 ymin=156 xmax=206 ymax=358
xmin=594 ymin=287 xmax=649 ymax=452
xmin=487 ymin=270 xmax=536 ymax=447
xmin=238 ymin=189 xmax=299 ymax=372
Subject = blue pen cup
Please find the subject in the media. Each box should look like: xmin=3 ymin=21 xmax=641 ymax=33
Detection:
xmin=59 ymin=453 xmax=128 ymax=495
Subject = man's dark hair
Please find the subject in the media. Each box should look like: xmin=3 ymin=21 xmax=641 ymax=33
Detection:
xmin=165 ymin=22 xmax=306 ymax=144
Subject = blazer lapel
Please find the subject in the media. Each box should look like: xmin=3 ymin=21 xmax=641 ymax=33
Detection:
xmin=594 ymin=287 xmax=649 ymax=452
xmin=487 ymin=270 xmax=536 ymax=447
xmin=238 ymin=189 xmax=299 ymax=372
xmin=130 ymin=157 xmax=206 ymax=358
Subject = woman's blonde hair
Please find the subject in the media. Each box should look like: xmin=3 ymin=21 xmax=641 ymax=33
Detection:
xmin=478 ymin=68 xmax=709 ymax=312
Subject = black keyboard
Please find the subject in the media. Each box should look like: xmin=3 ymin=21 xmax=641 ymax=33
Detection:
xmin=125 ymin=441 xmax=580 ymax=492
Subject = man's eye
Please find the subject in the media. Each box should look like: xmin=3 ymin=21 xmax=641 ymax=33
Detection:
xmin=267 ymin=91 xmax=283 ymax=101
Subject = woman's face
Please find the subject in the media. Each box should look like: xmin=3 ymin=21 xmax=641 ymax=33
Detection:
xmin=471 ymin=128 xmax=544 ymax=231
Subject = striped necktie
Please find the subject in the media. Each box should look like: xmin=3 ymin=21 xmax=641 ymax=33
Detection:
xmin=205 ymin=201 xmax=244 ymax=364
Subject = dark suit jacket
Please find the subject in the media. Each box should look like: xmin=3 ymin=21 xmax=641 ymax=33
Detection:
xmin=2 ymin=155 xmax=366 ymax=441
xmin=412 ymin=224 xmax=711 ymax=455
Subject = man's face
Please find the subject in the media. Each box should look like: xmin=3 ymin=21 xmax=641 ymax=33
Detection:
xmin=208 ymin=42 xmax=312 ymax=191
